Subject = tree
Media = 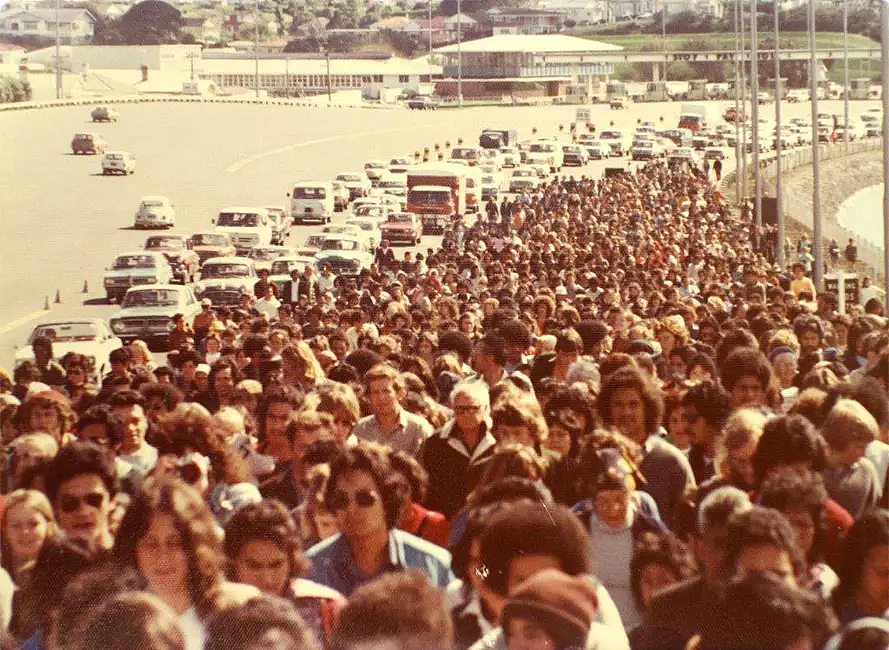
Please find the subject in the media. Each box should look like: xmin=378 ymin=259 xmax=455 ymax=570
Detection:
xmin=112 ymin=0 xmax=184 ymax=44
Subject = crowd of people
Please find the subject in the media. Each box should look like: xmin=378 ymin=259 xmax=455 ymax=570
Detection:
xmin=0 ymin=158 xmax=888 ymax=650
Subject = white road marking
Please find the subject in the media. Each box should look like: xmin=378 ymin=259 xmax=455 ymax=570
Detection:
xmin=0 ymin=308 xmax=50 ymax=337
xmin=226 ymin=124 xmax=441 ymax=173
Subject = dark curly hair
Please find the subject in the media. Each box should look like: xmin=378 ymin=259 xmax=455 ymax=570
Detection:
xmin=681 ymin=380 xmax=733 ymax=432
xmin=597 ymin=367 xmax=664 ymax=437
xmin=324 ymin=442 xmax=405 ymax=529
xmin=114 ymin=478 xmax=224 ymax=618
xmin=724 ymin=506 xmax=805 ymax=582
xmin=832 ymin=509 xmax=889 ymax=611
xmin=758 ymin=468 xmax=828 ymax=566
xmin=629 ymin=531 xmax=697 ymax=610
xmin=205 ymin=594 xmax=319 ymax=650
xmin=752 ymin=415 xmax=828 ymax=486
xmin=223 ymin=499 xmax=310 ymax=584
xmin=388 ymin=450 xmax=430 ymax=505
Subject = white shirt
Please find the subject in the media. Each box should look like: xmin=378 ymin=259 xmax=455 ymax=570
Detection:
xmin=254 ymin=295 xmax=281 ymax=319
xmin=118 ymin=443 xmax=158 ymax=478
xmin=860 ymin=284 xmax=879 ymax=307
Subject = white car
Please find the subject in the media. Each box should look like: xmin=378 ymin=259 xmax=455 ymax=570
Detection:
xmin=15 ymin=320 xmax=122 ymax=383
xmin=246 ymin=245 xmax=293 ymax=272
xmin=500 ymin=147 xmax=519 ymax=168
xmin=313 ymin=235 xmax=374 ymax=277
xmin=598 ymin=130 xmax=631 ymax=157
xmin=264 ymin=206 xmax=292 ymax=245
xmin=350 ymin=196 xmax=383 ymax=217
xmin=377 ymin=173 xmax=408 ymax=198
xmin=584 ymin=141 xmax=610 ymax=160
xmin=337 ymin=172 xmax=372 ymax=200
xmin=269 ymin=255 xmax=317 ymax=293
xmin=214 ymin=207 xmax=274 ymax=253
xmin=345 ymin=217 xmax=382 ymax=252
xmin=101 ymin=151 xmax=136 ymax=175
xmin=388 ymin=157 xmax=414 ymax=174
xmin=194 ymin=256 xmax=258 ymax=298
xmin=353 ymin=203 xmax=396 ymax=223
xmin=134 ymin=195 xmax=175 ymax=229
xmin=364 ymin=159 xmax=388 ymax=185
xmin=110 ymin=285 xmax=201 ymax=346
xmin=103 ymin=251 xmax=174 ymax=303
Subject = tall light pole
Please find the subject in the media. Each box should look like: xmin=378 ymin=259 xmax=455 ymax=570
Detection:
xmin=808 ymin=0 xmax=823 ymax=289
xmin=774 ymin=0 xmax=784 ymax=267
xmin=662 ymin=3 xmax=667 ymax=86
xmin=733 ymin=0 xmax=741 ymax=201
xmin=254 ymin=0 xmax=260 ymax=98
xmin=54 ymin=0 xmax=61 ymax=99
xmin=882 ymin=0 xmax=889 ymax=312
xmin=428 ymin=0 xmax=432 ymax=57
xmin=842 ymin=0 xmax=849 ymax=149
xmin=456 ymin=0 xmax=462 ymax=107
xmin=739 ymin=0 xmax=748 ymax=200
xmin=750 ymin=0 xmax=761 ymax=232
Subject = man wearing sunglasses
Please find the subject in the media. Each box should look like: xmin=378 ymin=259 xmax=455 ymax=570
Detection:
xmin=45 ymin=440 xmax=119 ymax=550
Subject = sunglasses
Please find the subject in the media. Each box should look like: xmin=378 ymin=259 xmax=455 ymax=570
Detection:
xmin=58 ymin=492 xmax=105 ymax=513
xmin=328 ymin=488 xmax=378 ymax=511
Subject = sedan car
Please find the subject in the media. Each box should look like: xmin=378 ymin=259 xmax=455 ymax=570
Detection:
xmin=364 ymin=160 xmax=388 ymax=186
xmin=91 ymin=106 xmax=119 ymax=122
xmin=331 ymin=180 xmax=350 ymax=212
xmin=704 ymin=148 xmax=726 ymax=161
xmin=336 ymin=172 xmax=373 ymax=200
xmin=103 ymin=251 xmax=174 ymax=303
xmin=144 ymin=234 xmax=200 ymax=284
xmin=134 ymin=195 xmax=176 ymax=229
xmin=313 ymin=235 xmax=373 ymax=276
xmin=14 ymin=320 xmax=122 ymax=383
xmin=109 ymin=285 xmax=201 ymax=347
xmin=562 ymin=145 xmax=589 ymax=166
xmin=246 ymin=245 xmax=292 ymax=272
xmin=189 ymin=232 xmax=236 ymax=264
xmin=379 ymin=212 xmax=423 ymax=246
xmin=71 ymin=132 xmax=107 ymax=155
xmin=101 ymin=151 xmax=135 ymax=175
xmin=194 ymin=257 xmax=258 ymax=297
xmin=344 ymin=217 xmax=382 ymax=252
xmin=407 ymin=96 xmax=437 ymax=110
xmin=388 ymin=157 xmax=414 ymax=174
xmin=584 ymin=141 xmax=609 ymax=160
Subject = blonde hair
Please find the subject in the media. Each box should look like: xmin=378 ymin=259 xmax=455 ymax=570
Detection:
xmin=129 ymin=340 xmax=152 ymax=365
xmin=1 ymin=489 xmax=58 ymax=572
xmin=300 ymin=464 xmax=333 ymax=542
xmin=316 ymin=382 xmax=361 ymax=424
xmin=767 ymin=329 xmax=801 ymax=356
xmin=715 ymin=408 xmax=770 ymax=478
xmin=14 ymin=432 xmax=59 ymax=458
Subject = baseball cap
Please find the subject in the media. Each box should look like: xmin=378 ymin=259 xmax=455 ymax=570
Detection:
xmin=195 ymin=363 xmax=211 ymax=375
xmin=201 ymin=298 xmax=212 ymax=307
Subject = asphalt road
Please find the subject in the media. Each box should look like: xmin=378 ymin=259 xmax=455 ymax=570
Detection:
xmin=0 ymin=97 xmax=880 ymax=370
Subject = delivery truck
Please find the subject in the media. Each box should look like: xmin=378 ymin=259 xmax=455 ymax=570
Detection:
xmin=678 ymin=102 xmax=712 ymax=132
xmin=406 ymin=163 xmax=467 ymax=235
xmin=479 ymin=129 xmax=518 ymax=150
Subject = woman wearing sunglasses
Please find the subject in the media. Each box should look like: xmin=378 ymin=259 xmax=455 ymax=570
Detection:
xmin=114 ymin=478 xmax=259 ymax=650
xmin=305 ymin=442 xmax=454 ymax=597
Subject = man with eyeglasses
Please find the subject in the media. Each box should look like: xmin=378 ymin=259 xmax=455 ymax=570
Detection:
xmin=45 ymin=440 xmax=119 ymax=550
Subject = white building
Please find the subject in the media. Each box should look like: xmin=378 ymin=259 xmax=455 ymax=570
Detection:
xmin=69 ymin=44 xmax=203 ymax=74
xmin=0 ymin=7 xmax=96 ymax=44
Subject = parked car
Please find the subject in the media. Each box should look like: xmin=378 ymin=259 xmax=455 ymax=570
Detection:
xmin=407 ymin=96 xmax=437 ymax=110
xmin=246 ymin=245 xmax=292 ymax=273
xmin=14 ymin=320 xmax=122 ymax=384
xmin=189 ymin=232 xmax=236 ymax=264
xmin=90 ymin=106 xmax=119 ymax=122
xmin=265 ymin=206 xmax=292 ymax=245
xmin=631 ymin=140 xmax=662 ymax=161
xmin=213 ymin=207 xmax=274 ymax=252
xmin=379 ymin=212 xmax=423 ymax=246
xmin=134 ymin=195 xmax=176 ymax=229
xmin=143 ymin=234 xmax=200 ymax=284
xmin=331 ymin=180 xmax=351 ymax=212
xmin=584 ymin=141 xmax=609 ymax=160
xmin=509 ymin=168 xmax=538 ymax=193
xmin=336 ymin=172 xmax=373 ymax=200
xmin=109 ymin=285 xmax=201 ymax=347
xmin=610 ymin=96 xmax=630 ymax=109
xmin=598 ymin=130 xmax=631 ymax=156
xmin=103 ymin=251 xmax=175 ymax=303
xmin=313 ymin=235 xmax=374 ymax=276
xmin=101 ymin=151 xmax=135 ymax=175
xmin=71 ymin=132 xmax=107 ymax=155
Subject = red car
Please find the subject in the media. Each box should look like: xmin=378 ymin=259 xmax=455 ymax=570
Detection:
xmin=379 ymin=212 xmax=423 ymax=246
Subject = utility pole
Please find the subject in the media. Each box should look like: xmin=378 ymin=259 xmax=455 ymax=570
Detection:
xmin=428 ymin=0 xmax=432 ymax=57
xmin=55 ymin=0 xmax=61 ymax=99
xmin=739 ymin=0 xmax=748 ymax=201
xmin=750 ymin=0 xmax=761 ymax=231
xmin=882 ymin=0 xmax=889 ymax=312
xmin=326 ymin=45 xmax=332 ymax=102
xmin=457 ymin=0 xmax=462 ymax=107
xmin=662 ymin=3 xmax=667 ymax=86
xmin=774 ymin=0 xmax=784 ymax=267
xmin=733 ymin=0 xmax=741 ymax=202
xmin=254 ymin=0 xmax=260 ymax=98
xmin=808 ymin=0 xmax=823 ymax=290
xmin=842 ymin=0 xmax=849 ymax=149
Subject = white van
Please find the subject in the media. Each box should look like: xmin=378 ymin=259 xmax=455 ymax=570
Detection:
xmin=289 ymin=181 xmax=334 ymax=225
xmin=213 ymin=207 xmax=273 ymax=253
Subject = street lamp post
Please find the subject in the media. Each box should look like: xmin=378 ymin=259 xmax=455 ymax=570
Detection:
xmin=54 ymin=0 xmax=61 ymax=99
xmin=254 ymin=0 xmax=259 ymax=98
xmin=882 ymin=0 xmax=889 ymax=312
xmin=750 ymin=0 xmax=761 ymax=231
xmin=326 ymin=46 xmax=332 ymax=102
xmin=842 ymin=0 xmax=849 ymax=149
xmin=739 ymin=0 xmax=748 ymax=200
xmin=774 ymin=0 xmax=784 ymax=267
xmin=733 ymin=0 xmax=742 ymax=202
xmin=457 ymin=0 xmax=463 ymax=108
xmin=662 ymin=4 xmax=667 ymax=86
xmin=428 ymin=0 xmax=432 ymax=57
xmin=808 ymin=0 xmax=823 ymax=290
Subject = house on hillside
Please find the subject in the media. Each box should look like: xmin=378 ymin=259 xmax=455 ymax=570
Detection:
xmin=182 ymin=14 xmax=222 ymax=42
xmin=487 ymin=7 xmax=565 ymax=34
xmin=0 ymin=7 xmax=96 ymax=44
xmin=411 ymin=15 xmax=448 ymax=46
xmin=537 ymin=0 xmax=606 ymax=26
xmin=370 ymin=15 xmax=415 ymax=31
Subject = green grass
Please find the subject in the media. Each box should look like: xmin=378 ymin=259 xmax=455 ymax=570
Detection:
xmin=573 ymin=31 xmax=879 ymax=51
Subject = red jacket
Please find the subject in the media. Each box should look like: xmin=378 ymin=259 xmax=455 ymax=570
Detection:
xmin=399 ymin=502 xmax=450 ymax=549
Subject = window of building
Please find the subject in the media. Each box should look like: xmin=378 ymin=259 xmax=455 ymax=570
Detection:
xmin=373 ymin=74 xmax=383 ymax=83
xmin=24 ymin=21 xmax=39 ymax=29
xmin=398 ymin=74 xmax=409 ymax=83
xmin=420 ymin=75 xmax=430 ymax=82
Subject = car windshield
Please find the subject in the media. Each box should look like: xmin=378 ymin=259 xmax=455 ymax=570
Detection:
xmin=192 ymin=234 xmax=228 ymax=246
xmin=451 ymin=148 xmax=478 ymax=159
xmin=217 ymin=212 xmax=259 ymax=227
xmin=338 ymin=174 xmax=362 ymax=182
xmin=321 ymin=239 xmax=359 ymax=251
xmin=410 ymin=191 xmax=450 ymax=204
xmin=482 ymin=176 xmax=495 ymax=184
xmin=30 ymin=323 xmax=99 ymax=343
xmin=293 ymin=187 xmax=326 ymax=199
xmin=271 ymin=260 xmax=304 ymax=275
xmin=146 ymin=237 xmax=184 ymax=249
xmin=388 ymin=214 xmax=413 ymax=223
xmin=202 ymin=263 xmax=249 ymax=278
xmin=600 ymin=131 xmax=620 ymax=139
xmin=106 ymin=154 xmax=123 ymax=160
xmin=123 ymin=289 xmax=180 ymax=307
xmin=248 ymin=248 xmax=284 ymax=261
xmin=113 ymin=255 xmax=157 ymax=269
xmin=529 ymin=143 xmax=554 ymax=152
xmin=365 ymin=161 xmax=385 ymax=169
xmin=141 ymin=200 xmax=165 ymax=208
xmin=347 ymin=221 xmax=373 ymax=231
xmin=356 ymin=206 xmax=386 ymax=217
xmin=380 ymin=180 xmax=405 ymax=188
xmin=305 ymin=235 xmax=326 ymax=247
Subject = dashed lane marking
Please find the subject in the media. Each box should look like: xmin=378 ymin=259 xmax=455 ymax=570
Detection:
xmin=226 ymin=124 xmax=442 ymax=173
xmin=0 ymin=309 xmax=51 ymax=337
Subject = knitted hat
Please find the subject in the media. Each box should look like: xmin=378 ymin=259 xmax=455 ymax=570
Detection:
xmin=501 ymin=570 xmax=597 ymax=649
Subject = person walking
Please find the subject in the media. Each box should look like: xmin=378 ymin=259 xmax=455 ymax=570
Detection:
xmin=713 ymin=157 xmax=722 ymax=181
